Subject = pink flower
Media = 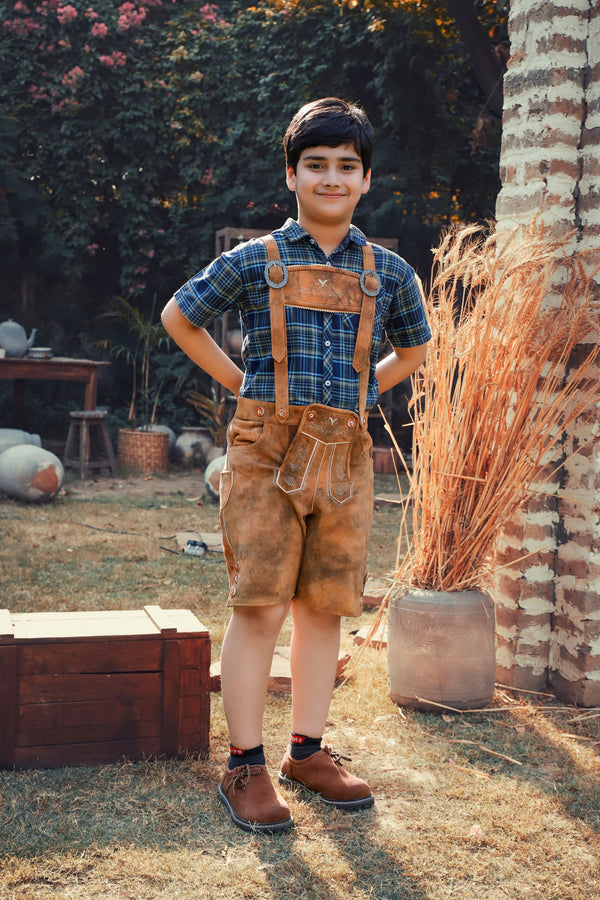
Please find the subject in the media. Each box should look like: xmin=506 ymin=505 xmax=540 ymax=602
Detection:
xmin=199 ymin=4 xmax=218 ymax=24
xmin=13 ymin=2 xmax=28 ymax=12
xmin=99 ymin=51 xmax=127 ymax=68
xmin=117 ymin=2 xmax=146 ymax=30
xmin=91 ymin=20 xmax=107 ymax=38
xmin=56 ymin=4 xmax=77 ymax=24
xmin=61 ymin=65 xmax=84 ymax=88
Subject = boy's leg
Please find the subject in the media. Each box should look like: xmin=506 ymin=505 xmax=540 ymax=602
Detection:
xmin=279 ymin=600 xmax=374 ymax=812
xmin=218 ymin=602 xmax=294 ymax=834
xmin=289 ymin=603 xmax=340 ymax=738
xmin=221 ymin=602 xmax=290 ymax=749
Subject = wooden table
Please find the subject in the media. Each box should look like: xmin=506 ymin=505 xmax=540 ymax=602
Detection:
xmin=0 ymin=356 xmax=109 ymax=427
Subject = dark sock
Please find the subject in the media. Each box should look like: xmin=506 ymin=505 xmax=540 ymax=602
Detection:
xmin=228 ymin=744 xmax=265 ymax=770
xmin=289 ymin=733 xmax=322 ymax=760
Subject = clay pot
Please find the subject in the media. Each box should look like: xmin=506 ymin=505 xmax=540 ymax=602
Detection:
xmin=174 ymin=427 xmax=214 ymax=468
xmin=387 ymin=588 xmax=496 ymax=711
xmin=0 ymin=445 xmax=64 ymax=502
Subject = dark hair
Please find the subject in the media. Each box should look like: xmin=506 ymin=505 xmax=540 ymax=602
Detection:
xmin=283 ymin=97 xmax=373 ymax=173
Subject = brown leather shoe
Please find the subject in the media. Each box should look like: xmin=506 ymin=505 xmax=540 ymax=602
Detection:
xmin=278 ymin=746 xmax=374 ymax=811
xmin=218 ymin=764 xmax=294 ymax=834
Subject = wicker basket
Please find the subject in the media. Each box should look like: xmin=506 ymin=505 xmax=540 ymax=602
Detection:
xmin=118 ymin=429 xmax=169 ymax=473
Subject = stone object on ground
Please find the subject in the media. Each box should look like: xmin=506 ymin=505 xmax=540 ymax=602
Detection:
xmin=0 ymin=445 xmax=64 ymax=502
xmin=362 ymin=576 xmax=391 ymax=610
xmin=205 ymin=454 xmax=226 ymax=500
xmin=353 ymin=623 xmax=387 ymax=649
xmin=0 ymin=429 xmax=42 ymax=456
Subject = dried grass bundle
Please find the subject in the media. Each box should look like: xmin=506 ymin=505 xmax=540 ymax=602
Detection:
xmin=393 ymin=222 xmax=600 ymax=594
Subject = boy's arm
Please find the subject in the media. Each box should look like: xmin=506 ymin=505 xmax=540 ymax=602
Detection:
xmin=161 ymin=297 xmax=244 ymax=396
xmin=376 ymin=343 xmax=428 ymax=394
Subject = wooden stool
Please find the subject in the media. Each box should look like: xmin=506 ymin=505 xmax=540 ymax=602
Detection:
xmin=63 ymin=410 xmax=117 ymax=478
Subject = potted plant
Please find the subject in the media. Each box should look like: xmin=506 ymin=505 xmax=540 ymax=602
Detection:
xmin=360 ymin=223 xmax=600 ymax=710
xmin=98 ymin=297 xmax=172 ymax=473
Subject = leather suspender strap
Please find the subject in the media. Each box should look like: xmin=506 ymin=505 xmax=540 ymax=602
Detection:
xmin=355 ymin=243 xmax=377 ymax=426
xmin=263 ymin=235 xmax=378 ymax=426
xmin=264 ymin=235 xmax=290 ymax=421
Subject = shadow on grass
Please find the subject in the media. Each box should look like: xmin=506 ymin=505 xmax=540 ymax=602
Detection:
xmin=254 ymin=802 xmax=428 ymax=900
xmin=0 ymin=755 xmax=426 ymax=899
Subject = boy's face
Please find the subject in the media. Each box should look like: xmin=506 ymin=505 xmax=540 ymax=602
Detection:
xmin=286 ymin=143 xmax=371 ymax=230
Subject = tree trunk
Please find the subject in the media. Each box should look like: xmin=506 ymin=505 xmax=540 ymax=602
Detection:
xmin=445 ymin=0 xmax=505 ymax=118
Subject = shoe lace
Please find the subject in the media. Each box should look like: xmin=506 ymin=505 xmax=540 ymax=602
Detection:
xmin=226 ymin=764 xmax=262 ymax=796
xmin=324 ymin=746 xmax=352 ymax=767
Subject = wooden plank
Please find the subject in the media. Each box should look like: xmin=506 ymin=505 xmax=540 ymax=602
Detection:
xmin=10 ymin=608 xmax=209 ymax=641
xmin=11 ymin=610 xmax=158 ymax=640
xmin=180 ymin=667 xmax=210 ymax=696
xmin=13 ymin=736 xmax=163 ymax=769
xmin=19 ymin=672 xmax=162 ymax=705
xmin=19 ymin=640 xmax=165 ymax=675
xmin=18 ymin=718 xmax=163 ymax=748
xmin=144 ymin=605 xmax=177 ymax=635
xmin=179 ymin=637 xmax=208 ymax=669
xmin=0 ymin=646 xmax=18 ymax=765
xmin=162 ymin=640 xmax=181 ymax=757
xmin=0 ymin=609 xmax=14 ymax=639
xmin=18 ymin=697 xmax=161 ymax=730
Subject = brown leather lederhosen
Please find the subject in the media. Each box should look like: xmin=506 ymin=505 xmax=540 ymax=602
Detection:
xmin=219 ymin=235 xmax=380 ymax=617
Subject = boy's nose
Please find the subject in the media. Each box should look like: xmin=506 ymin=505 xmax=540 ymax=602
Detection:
xmin=322 ymin=168 xmax=341 ymax=187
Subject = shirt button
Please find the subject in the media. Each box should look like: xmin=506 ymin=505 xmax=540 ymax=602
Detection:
xmin=325 ymin=380 xmax=331 ymax=387
xmin=325 ymin=340 xmax=331 ymax=347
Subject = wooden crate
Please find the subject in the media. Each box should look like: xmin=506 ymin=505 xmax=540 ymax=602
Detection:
xmin=0 ymin=605 xmax=210 ymax=769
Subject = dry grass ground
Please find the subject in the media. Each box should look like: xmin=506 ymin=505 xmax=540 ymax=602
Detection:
xmin=1 ymin=470 xmax=599 ymax=900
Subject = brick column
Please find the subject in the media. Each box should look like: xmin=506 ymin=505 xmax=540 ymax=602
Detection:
xmin=494 ymin=0 xmax=600 ymax=702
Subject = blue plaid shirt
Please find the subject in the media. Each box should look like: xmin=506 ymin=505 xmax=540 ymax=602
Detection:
xmin=175 ymin=218 xmax=431 ymax=412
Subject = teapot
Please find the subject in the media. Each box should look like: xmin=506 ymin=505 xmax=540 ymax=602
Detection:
xmin=0 ymin=319 xmax=37 ymax=357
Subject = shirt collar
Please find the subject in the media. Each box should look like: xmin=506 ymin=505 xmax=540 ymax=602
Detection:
xmin=280 ymin=218 xmax=367 ymax=249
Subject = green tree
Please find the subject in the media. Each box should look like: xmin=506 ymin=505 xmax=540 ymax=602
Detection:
xmin=0 ymin=0 xmax=507 ymax=345
xmin=0 ymin=0 xmax=224 ymax=335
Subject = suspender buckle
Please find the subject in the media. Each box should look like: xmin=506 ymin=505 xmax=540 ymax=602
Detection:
xmin=359 ymin=269 xmax=380 ymax=296
xmin=265 ymin=259 xmax=289 ymax=288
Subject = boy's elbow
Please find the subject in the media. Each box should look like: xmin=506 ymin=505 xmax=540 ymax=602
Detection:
xmin=161 ymin=297 xmax=182 ymax=334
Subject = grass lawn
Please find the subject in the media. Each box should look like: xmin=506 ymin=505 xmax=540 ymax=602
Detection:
xmin=0 ymin=471 xmax=599 ymax=899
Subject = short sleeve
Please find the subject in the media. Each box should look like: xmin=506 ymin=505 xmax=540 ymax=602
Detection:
xmin=174 ymin=252 xmax=245 ymax=329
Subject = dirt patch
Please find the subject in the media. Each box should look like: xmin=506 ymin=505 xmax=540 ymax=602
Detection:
xmin=64 ymin=467 xmax=210 ymax=500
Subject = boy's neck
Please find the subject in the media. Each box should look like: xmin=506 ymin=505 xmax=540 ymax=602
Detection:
xmin=298 ymin=216 xmax=351 ymax=258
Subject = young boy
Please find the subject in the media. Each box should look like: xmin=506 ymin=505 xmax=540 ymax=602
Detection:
xmin=162 ymin=97 xmax=431 ymax=834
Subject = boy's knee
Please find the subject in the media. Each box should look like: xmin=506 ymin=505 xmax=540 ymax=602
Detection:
xmin=233 ymin=602 xmax=289 ymax=637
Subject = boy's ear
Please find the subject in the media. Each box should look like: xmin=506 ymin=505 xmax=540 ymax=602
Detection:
xmin=286 ymin=165 xmax=296 ymax=191
xmin=362 ymin=169 xmax=372 ymax=194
